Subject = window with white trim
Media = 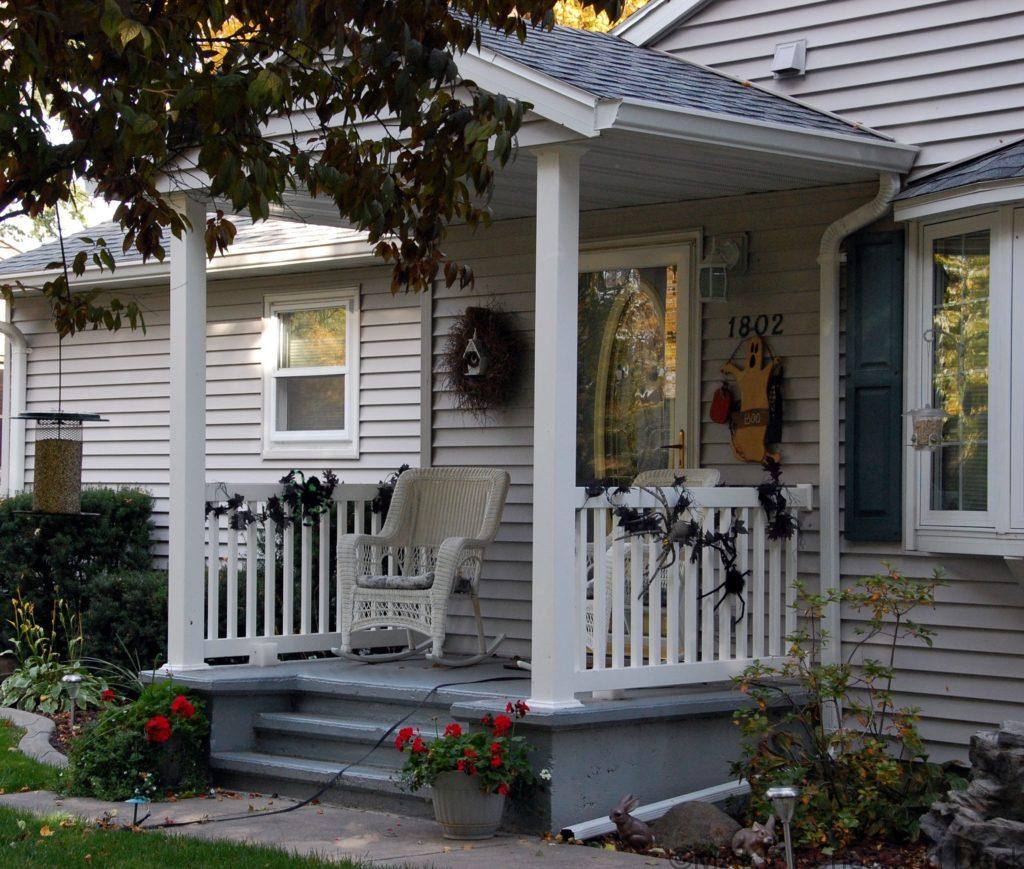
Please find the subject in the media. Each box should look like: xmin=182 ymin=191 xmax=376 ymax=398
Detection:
xmin=907 ymin=207 xmax=1020 ymax=554
xmin=262 ymin=289 xmax=359 ymax=459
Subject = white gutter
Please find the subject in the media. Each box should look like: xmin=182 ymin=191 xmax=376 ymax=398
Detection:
xmin=559 ymin=779 xmax=749 ymax=841
xmin=818 ymin=172 xmax=901 ymax=688
xmin=0 ymin=319 xmax=27 ymax=495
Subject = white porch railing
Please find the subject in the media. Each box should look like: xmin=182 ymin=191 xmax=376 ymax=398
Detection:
xmin=573 ymin=484 xmax=813 ymax=693
xmin=202 ymin=482 xmax=380 ymax=659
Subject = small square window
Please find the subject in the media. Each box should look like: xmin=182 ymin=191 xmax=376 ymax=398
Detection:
xmin=263 ymin=291 xmax=359 ymax=459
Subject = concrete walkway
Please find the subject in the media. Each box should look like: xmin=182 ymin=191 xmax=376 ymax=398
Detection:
xmin=0 ymin=790 xmax=664 ymax=868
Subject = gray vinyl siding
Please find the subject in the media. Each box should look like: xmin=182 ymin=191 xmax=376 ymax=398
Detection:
xmin=13 ymin=267 xmax=421 ymax=553
xmin=648 ymin=0 xmax=1024 ymax=175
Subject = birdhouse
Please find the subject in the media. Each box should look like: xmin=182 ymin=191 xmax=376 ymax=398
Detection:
xmin=18 ymin=411 xmax=106 ymax=514
xmin=463 ymin=329 xmax=489 ymax=377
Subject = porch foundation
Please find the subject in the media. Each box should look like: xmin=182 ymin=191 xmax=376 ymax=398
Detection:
xmin=157 ymin=657 xmax=765 ymax=834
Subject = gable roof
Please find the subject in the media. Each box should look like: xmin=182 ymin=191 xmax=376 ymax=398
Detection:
xmin=895 ymin=137 xmax=1024 ymax=200
xmin=473 ymin=19 xmax=884 ymax=141
xmin=611 ymin=0 xmax=709 ymax=45
xmin=0 ymin=216 xmax=367 ymax=280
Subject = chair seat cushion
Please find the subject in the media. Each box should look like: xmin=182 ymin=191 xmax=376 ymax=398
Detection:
xmin=356 ymin=572 xmax=435 ymax=591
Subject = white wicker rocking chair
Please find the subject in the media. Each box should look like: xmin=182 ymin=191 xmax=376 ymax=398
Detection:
xmin=335 ymin=467 xmax=510 ymax=666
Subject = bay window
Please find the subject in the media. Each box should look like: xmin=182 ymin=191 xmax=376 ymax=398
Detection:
xmin=262 ymin=289 xmax=360 ymax=459
xmin=907 ymin=209 xmax=1018 ymax=553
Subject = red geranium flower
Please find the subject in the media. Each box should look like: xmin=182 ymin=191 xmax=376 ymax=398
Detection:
xmin=513 ymin=700 xmax=530 ymax=718
xmin=395 ymin=726 xmax=416 ymax=751
xmin=481 ymin=713 xmax=493 ymax=727
xmin=497 ymin=783 xmax=510 ymax=796
xmin=411 ymin=737 xmax=427 ymax=754
xmin=492 ymin=714 xmax=512 ymax=737
xmin=491 ymin=756 xmax=503 ymax=768
xmin=464 ymin=747 xmax=478 ymax=759
xmin=101 ymin=689 xmax=116 ymax=703
xmin=170 ymin=695 xmax=195 ymax=719
xmin=144 ymin=715 xmax=172 ymax=744
xmin=444 ymin=722 xmax=462 ymax=738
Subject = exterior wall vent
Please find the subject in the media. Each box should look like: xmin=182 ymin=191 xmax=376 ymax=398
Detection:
xmin=771 ymin=40 xmax=807 ymax=78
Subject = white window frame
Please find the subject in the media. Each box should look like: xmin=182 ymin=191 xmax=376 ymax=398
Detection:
xmin=905 ymin=207 xmax=1018 ymax=554
xmin=262 ymin=288 xmax=360 ymax=460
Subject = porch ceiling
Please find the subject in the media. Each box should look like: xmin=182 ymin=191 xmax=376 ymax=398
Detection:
xmin=271 ymin=126 xmax=894 ymax=227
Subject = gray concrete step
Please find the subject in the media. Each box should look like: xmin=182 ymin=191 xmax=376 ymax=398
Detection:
xmin=252 ymin=711 xmax=434 ymax=770
xmin=209 ymin=750 xmax=433 ymax=817
xmin=292 ymin=687 xmax=453 ymax=723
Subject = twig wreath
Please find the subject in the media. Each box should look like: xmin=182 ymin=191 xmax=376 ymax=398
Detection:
xmin=441 ymin=305 xmax=524 ymax=417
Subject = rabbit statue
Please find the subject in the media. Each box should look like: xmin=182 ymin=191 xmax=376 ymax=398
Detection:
xmin=609 ymin=794 xmax=655 ymax=850
xmin=731 ymin=815 xmax=776 ymax=865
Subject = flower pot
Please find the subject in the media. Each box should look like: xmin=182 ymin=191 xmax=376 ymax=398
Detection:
xmin=431 ymin=771 xmax=506 ymax=840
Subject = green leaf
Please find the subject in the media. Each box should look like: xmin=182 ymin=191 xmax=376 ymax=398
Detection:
xmin=116 ymin=19 xmax=144 ymax=50
xmin=247 ymin=69 xmax=284 ymax=107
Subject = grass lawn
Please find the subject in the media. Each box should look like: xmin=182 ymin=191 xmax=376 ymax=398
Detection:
xmin=0 ymin=719 xmax=59 ymax=794
xmin=0 ymin=805 xmax=379 ymax=867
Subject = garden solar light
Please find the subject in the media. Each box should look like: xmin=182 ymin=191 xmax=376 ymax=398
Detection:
xmin=125 ymin=796 xmax=151 ymax=826
xmin=62 ymin=673 xmax=83 ymax=726
xmin=766 ymin=785 xmax=799 ymax=869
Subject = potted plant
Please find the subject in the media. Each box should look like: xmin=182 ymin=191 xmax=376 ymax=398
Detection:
xmin=397 ymin=699 xmax=537 ymax=839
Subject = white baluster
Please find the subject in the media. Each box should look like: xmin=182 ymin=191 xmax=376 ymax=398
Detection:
xmin=667 ymin=543 xmax=681 ymax=664
xmin=630 ymin=536 xmax=644 ymax=667
xmin=785 ymin=527 xmax=798 ymax=647
xmin=226 ymin=508 xmax=239 ymax=639
xmin=300 ymin=521 xmax=312 ymax=635
xmin=576 ymin=508 xmax=588 ymax=671
xmin=611 ymin=524 xmax=625 ymax=669
xmin=264 ymin=516 xmax=277 ymax=637
xmin=769 ymin=539 xmax=782 ymax=657
xmin=592 ymin=508 xmax=608 ymax=670
xmin=684 ymin=541 xmax=698 ymax=664
xmin=752 ymin=510 xmax=766 ymax=658
xmin=282 ymin=510 xmax=294 ymax=636
xmin=736 ymin=507 xmax=749 ymax=660
xmin=718 ymin=508 xmax=732 ymax=662
xmin=245 ymin=514 xmax=257 ymax=638
xmin=319 ymin=512 xmax=330 ymax=633
xmin=335 ymin=500 xmax=348 ymax=632
xmin=648 ymin=535 xmax=661 ymax=666
xmin=206 ymin=512 xmax=219 ymax=641
xmin=701 ymin=508 xmax=716 ymax=661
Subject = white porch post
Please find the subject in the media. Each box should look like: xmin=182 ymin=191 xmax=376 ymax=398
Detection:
xmin=529 ymin=145 xmax=584 ymax=711
xmin=166 ymin=195 xmax=209 ymax=670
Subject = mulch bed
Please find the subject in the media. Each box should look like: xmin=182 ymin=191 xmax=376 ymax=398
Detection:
xmin=586 ymin=835 xmax=930 ymax=868
xmin=42 ymin=709 xmax=100 ymax=756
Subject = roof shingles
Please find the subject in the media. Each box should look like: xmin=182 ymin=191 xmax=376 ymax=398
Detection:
xmin=896 ymin=138 xmax=1024 ymax=199
xmin=473 ymin=22 xmax=883 ymax=140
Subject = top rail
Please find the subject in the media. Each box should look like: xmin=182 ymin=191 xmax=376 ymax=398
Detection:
xmin=575 ymin=483 xmax=814 ymax=511
xmin=205 ymin=481 xmax=380 ymax=502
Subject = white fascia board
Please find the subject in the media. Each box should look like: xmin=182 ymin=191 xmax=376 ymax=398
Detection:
xmin=612 ymin=0 xmax=711 ymax=46
xmin=599 ymin=98 xmax=919 ymax=174
xmin=457 ymin=48 xmax=599 ymax=137
xmin=894 ymin=178 xmax=1024 ymax=221
xmin=1 ymin=235 xmax=379 ymax=292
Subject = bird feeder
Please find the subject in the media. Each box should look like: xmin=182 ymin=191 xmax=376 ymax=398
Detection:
xmin=17 ymin=411 xmax=106 ymax=514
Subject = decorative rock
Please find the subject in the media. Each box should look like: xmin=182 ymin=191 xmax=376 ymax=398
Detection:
xmin=922 ymin=720 xmax=1024 ymax=868
xmin=651 ymin=801 xmax=740 ymax=852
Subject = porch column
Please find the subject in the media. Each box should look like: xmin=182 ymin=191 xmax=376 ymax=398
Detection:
xmin=529 ymin=145 xmax=584 ymax=711
xmin=166 ymin=194 xmax=208 ymax=670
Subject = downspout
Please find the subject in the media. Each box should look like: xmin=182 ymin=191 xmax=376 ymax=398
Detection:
xmin=818 ymin=172 xmax=900 ymax=679
xmin=0 ymin=320 xmax=27 ymax=495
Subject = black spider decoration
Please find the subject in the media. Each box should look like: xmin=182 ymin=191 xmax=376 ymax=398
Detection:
xmin=691 ymin=515 xmax=751 ymax=626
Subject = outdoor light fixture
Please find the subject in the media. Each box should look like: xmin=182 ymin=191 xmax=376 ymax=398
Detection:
xmin=61 ymin=673 xmax=83 ymax=727
xmin=125 ymin=796 xmax=152 ymax=826
xmin=699 ymin=234 xmax=747 ymax=302
xmin=908 ymin=406 xmax=945 ymax=450
xmin=766 ymin=785 xmax=799 ymax=869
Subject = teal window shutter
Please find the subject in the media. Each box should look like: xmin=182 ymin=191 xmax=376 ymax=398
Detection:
xmin=845 ymin=230 xmax=904 ymax=542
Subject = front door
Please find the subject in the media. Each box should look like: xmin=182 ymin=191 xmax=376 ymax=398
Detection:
xmin=576 ymin=243 xmax=697 ymax=486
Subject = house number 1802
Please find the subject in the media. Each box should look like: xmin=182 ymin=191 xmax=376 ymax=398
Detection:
xmin=728 ymin=313 xmax=784 ymax=338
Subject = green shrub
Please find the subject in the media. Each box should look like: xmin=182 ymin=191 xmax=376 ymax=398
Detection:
xmin=82 ymin=570 xmax=167 ymax=670
xmin=0 ymin=488 xmax=154 ymax=646
xmin=732 ymin=565 xmax=961 ymax=853
xmin=64 ymin=680 xmax=209 ymax=801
